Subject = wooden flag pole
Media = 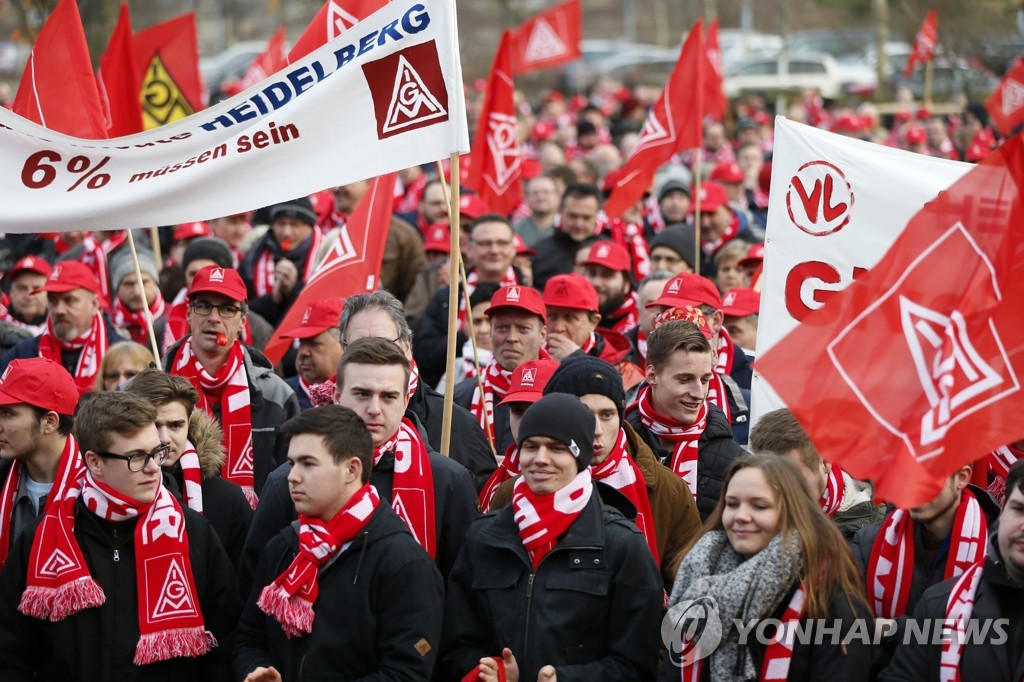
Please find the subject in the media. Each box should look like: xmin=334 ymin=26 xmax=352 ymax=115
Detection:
xmin=149 ymin=227 xmax=163 ymax=271
xmin=440 ymin=153 xmax=461 ymax=457
xmin=693 ymin=154 xmax=703 ymax=276
xmin=923 ymin=60 xmax=934 ymax=111
xmin=125 ymin=228 xmax=162 ymax=362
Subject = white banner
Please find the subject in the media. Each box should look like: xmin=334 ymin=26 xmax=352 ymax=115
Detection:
xmin=751 ymin=118 xmax=971 ymax=422
xmin=0 ymin=0 xmax=468 ymax=233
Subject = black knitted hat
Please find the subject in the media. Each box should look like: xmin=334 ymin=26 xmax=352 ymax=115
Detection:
xmin=544 ymin=354 xmax=626 ymax=420
xmin=517 ymin=393 xmax=596 ymax=470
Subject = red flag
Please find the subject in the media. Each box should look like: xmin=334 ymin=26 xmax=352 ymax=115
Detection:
xmin=466 ymin=32 xmax=522 ymax=217
xmin=755 ymin=136 xmax=1024 ymax=508
xmin=239 ymin=27 xmax=287 ymax=89
xmin=986 ymin=60 xmax=1024 ymax=135
xmin=12 ymin=0 xmax=107 ymax=138
xmin=134 ymin=13 xmax=203 ymax=129
xmin=903 ymin=9 xmax=938 ymax=78
xmin=703 ymin=20 xmax=727 ymax=121
xmin=98 ymin=3 xmax=143 ymax=137
xmin=604 ymin=21 xmax=703 ymax=220
xmin=263 ymin=174 xmax=398 ymax=365
xmin=287 ymin=0 xmax=388 ymax=64
xmin=508 ymin=0 xmax=582 ymax=75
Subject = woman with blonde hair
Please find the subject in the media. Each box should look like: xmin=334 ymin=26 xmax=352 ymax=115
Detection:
xmin=94 ymin=341 xmax=155 ymax=392
xmin=661 ymin=455 xmax=873 ymax=681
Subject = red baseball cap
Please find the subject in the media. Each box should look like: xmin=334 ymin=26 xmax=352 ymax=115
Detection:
xmin=531 ymin=120 xmax=555 ymax=141
xmin=543 ymin=274 xmax=599 ymax=313
xmin=37 ymin=261 xmax=100 ymax=295
xmin=721 ymin=288 xmax=761 ymax=317
xmin=485 ymin=285 xmax=546 ymax=322
xmin=711 ymin=161 xmax=744 ymax=185
xmin=173 ymin=221 xmax=212 ymax=241
xmin=281 ymin=298 xmax=344 ymax=339
xmin=513 ymin=233 xmax=537 ymax=257
xmin=654 ymin=306 xmax=714 ymax=340
xmin=738 ymin=243 xmax=765 ymax=269
xmin=459 ymin=194 xmax=490 ymax=220
xmin=689 ymin=181 xmax=729 ymax=214
xmin=649 ymin=273 xmax=723 ymax=310
xmin=904 ymin=125 xmax=926 ymax=146
xmin=10 ymin=255 xmax=52 ymax=280
xmin=0 ymin=358 xmax=79 ymax=415
xmin=188 ymin=265 xmax=247 ymax=302
xmin=499 ymin=358 xmax=560 ymax=405
xmin=423 ymin=223 xmax=451 ymax=253
xmin=583 ymin=241 xmax=630 ymax=273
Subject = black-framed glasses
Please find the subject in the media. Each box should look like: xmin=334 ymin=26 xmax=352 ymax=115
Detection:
xmin=190 ymin=301 xmax=242 ymax=318
xmin=94 ymin=443 xmax=172 ymax=471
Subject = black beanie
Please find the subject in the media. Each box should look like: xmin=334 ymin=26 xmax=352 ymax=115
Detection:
xmin=268 ymin=197 xmax=317 ymax=227
xmin=649 ymin=225 xmax=696 ymax=271
xmin=517 ymin=393 xmax=595 ymax=470
xmin=182 ymin=237 xmax=234 ymax=272
xmin=544 ymin=355 xmax=626 ymax=420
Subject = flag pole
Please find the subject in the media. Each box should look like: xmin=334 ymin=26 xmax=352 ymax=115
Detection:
xmin=693 ymin=20 xmax=706 ymax=277
xmin=149 ymin=227 xmax=163 ymax=270
xmin=440 ymin=153 xmax=461 ymax=457
xmin=125 ymin=228 xmax=162 ymax=361
xmin=923 ymin=60 xmax=934 ymax=111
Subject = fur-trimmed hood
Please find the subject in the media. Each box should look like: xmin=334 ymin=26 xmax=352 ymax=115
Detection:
xmin=189 ymin=408 xmax=226 ymax=479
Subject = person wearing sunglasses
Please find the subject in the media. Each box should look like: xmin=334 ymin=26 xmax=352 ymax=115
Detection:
xmin=0 ymin=391 xmax=240 ymax=680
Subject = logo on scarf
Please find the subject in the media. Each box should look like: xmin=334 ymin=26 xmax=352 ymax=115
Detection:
xmin=524 ymin=18 xmax=568 ymax=63
xmin=363 ymin=42 xmax=450 ymax=140
xmin=39 ymin=548 xmax=78 ymax=578
xmin=143 ymin=493 xmax=185 ymax=543
xmin=662 ymin=596 xmax=723 ymax=667
xmin=149 ymin=556 xmax=198 ymax=620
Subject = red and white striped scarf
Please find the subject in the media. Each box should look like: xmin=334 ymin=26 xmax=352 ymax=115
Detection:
xmin=112 ymin=290 xmax=166 ymax=346
xmin=0 ymin=435 xmax=82 ymax=570
xmin=701 ymin=212 xmax=740 ymax=258
xmin=866 ymin=489 xmax=988 ymax=618
xmin=478 ymin=443 xmax=519 ymax=513
xmin=705 ymin=372 xmax=732 ymax=422
xmin=375 ymin=418 xmax=436 ymax=559
xmin=258 ymin=483 xmax=380 ymax=637
xmin=636 ymin=328 xmax=648 ymax=364
xmin=470 ymin=360 xmax=514 ymax=447
xmin=605 ymin=292 xmax=639 ymax=335
xmin=408 ymin=358 xmax=420 ymax=398
xmin=759 ymin=585 xmax=807 ymax=680
xmin=178 ymin=441 xmax=204 ymax=514
xmin=20 ymin=470 xmax=215 ymax=665
xmin=633 ymin=385 xmax=708 ymax=497
xmin=989 ymin=445 xmax=1021 ymax=478
xmin=715 ymin=329 xmax=736 ymax=376
xmin=458 ymin=268 xmax=518 ymax=332
xmin=80 ymin=231 xmax=127 ymax=306
xmin=939 ymin=561 xmax=985 ymax=682
xmin=172 ymin=340 xmax=256 ymax=508
xmin=38 ymin=313 xmax=108 ymax=396
xmin=0 ymin=304 xmax=46 ymax=336
xmin=590 ymin=429 xmax=659 ymax=563
xmin=819 ymin=466 xmax=845 ymax=518
xmin=252 ymin=229 xmax=322 ymax=297
xmin=512 ymin=468 xmax=593 ymax=569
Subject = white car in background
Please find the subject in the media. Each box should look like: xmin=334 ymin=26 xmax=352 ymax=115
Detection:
xmin=725 ymin=51 xmax=843 ymax=98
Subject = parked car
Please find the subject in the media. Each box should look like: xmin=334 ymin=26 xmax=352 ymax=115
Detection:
xmin=724 ymin=51 xmax=843 ymax=98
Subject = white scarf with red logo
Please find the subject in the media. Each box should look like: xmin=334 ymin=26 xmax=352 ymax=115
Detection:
xmin=172 ymin=340 xmax=256 ymax=508
xmin=478 ymin=443 xmax=519 ymax=513
xmin=0 ymin=435 xmax=82 ymax=570
xmin=590 ymin=429 xmax=658 ymax=562
xmin=819 ymin=466 xmax=845 ymax=518
xmin=375 ymin=419 xmax=436 ymax=559
xmin=112 ymin=290 xmax=166 ymax=346
xmin=633 ymin=385 xmax=707 ymax=497
xmin=939 ymin=561 xmax=985 ymax=682
xmin=512 ymin=468 xmax=593 ymax=569
xmin=258 ymin=483 xmax=380 ymax=637
xmin=20 ymin=470 xmax=214 ymax=665
xmin=866 ymin=489 xmax=987 ymax=618
xmin=38 ymin=313 xmax=107 ymax=396
xmin=178 ymin=442 xmax=204 ymax=514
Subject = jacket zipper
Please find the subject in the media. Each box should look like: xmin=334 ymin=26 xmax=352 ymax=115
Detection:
xmin=112 ymin=527 xmax=120 ymax=562
xmin=523 ymin=573 xmax=535 ymax=665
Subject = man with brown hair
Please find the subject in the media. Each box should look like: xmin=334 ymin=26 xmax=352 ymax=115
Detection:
xmin=750 ymin=407 xmax=883 ymax=538
xmin=625 ymin=319 xmax=744 ymax=519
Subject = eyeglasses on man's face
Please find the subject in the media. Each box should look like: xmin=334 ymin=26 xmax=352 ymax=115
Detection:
xmin=94 ymin=443 xmax=172 ymax=471
xmin=190 ymin=301 xmax=243 ymax=318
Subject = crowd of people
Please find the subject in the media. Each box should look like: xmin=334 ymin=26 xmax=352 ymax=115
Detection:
xmin=0 ymin=82 xmax=1020 ymax=681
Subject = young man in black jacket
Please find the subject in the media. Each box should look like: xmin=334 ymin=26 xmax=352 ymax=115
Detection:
xmin=234 ymin=405 xmax=444 ymax=682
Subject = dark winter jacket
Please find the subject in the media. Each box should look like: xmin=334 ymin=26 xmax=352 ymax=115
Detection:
xmin=531 ymin=229 xmax=603 ymax=290
xmin=233 ymin=503 xmax=445 ymax=682
xmin=0 ymin=497 xmax=241 ymax=682
xmin=626 ymin=402 xmax=746 ymax=520
xmin=284 ymin=375 xmax=313 ymax=412
xmin=438 ymin=484 xmax=664 ymax=682
xmin=163 ymin=338 xmax=300 ymax=497
xmin=453 ymin=374 xmax=516 ymax=457
xmin=0 ymin=313 xmax=129 ymax=375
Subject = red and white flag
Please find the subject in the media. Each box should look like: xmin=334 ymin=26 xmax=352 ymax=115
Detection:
xmin=466 ymin=31 xmax=521 ymax=217
xmin=903 ymin=9 xmax=938 ymax=78
xmin=240 ymin=27 xmax=287 ymax=90
xmin=288 ymin=0 xmax=388 ymax=64
xmin=508 ymin=0 xmax=581 ymax=75
xmin=986 ymin=60 xmax=1024 ymax=135
xmin=263 ymin=174 xmax=398 ymax=364
xmin=98 ymin=3 xmax=144 ymax=138
xmin=703 ymin=19 xmax=727 ymax=122
xmin=604 ymin=21 xmax=703 ymax=220
xmin=12 ymin=0 xmax=107 ymax=138
xmin=755 ymin=134 xmax=1024 ymax=508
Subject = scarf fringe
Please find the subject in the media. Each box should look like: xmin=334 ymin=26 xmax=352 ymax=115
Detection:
xmin=258 ymin=584 xmax=314 ymax=638
xmin=242 ymin=486 xmax=259 ymax=510
xmin=132 ymin=626 xmax=217 ymax=665
xmin=19 ymin=577 xmax=106 ymax=621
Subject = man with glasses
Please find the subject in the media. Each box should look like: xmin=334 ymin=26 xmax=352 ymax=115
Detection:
xmin=165 ymin=265 xmax=299 ymax=507
xmin=0 ymin=392 xmax=240 ymax=680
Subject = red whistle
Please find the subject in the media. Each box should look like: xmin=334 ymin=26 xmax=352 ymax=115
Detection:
xmin=216 ymin=333 xmax=228 ymax=347
xmin=280 ymin=239 xmax=292 ymax=252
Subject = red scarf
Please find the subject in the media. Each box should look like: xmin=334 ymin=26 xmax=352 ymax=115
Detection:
xmin=701 ymin=212 xmax=740 ymax=257
xmin=939 ymin=561 xmax=985 ymax=682
xmin=112 ymin=290 xmax=166 ymax=346
xmin=866 ymin=489 xmax=988 ymax=618
xmin=458 ymin=268 xmax=518 ymax=332
xmin=252 ymin=230 xmax=322 ymax=297
xmin=705 ymin=372 xmax=732 ymax=422
xmin=80 ymin=231 xmax=127 ymax=306
xmin=258 ymin=483 xmax=380 ymax=637
xmin=590 ymin=429 xmax=659 ymax=563
xmin=512 ymin=469 xmax=593 ymax=569
xmin=20 ymin=471 xmax=214 ymax=665
xmin=172 ymin=340 xmax=257 ymax=508
xmin=989 ymin=445 xmax=1021 ymax=478
xmin=408 ymin=358 xmax=420 ymax=398
xmin=38 ymin=313 xmax=107 ymax=396
xmin=636 ymin=328 xmax=648 ymax=364
xmin=0 ymin=435 xmax=82 ymax=570
xmin=820 ymin=466 xmax=845 ymax=518
xmin=605 ymin=292 xmax=639 ymax=335
xmin=759 ymin=585 xmax=807 ymax=681
xmin=477 ymin=443 xmax=519 ymax=513
xmin=470 ymin=359 xmax=514 ymax=447
xmin=633 ymin=385 xmax=707 ymax=497
xmin=716 ymin=329 xmax=736 ymax=376
xmin=375 ymin=419 xmax=436 ymax=559
xmin=178 ymin=441 xmax=204 ymax=514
